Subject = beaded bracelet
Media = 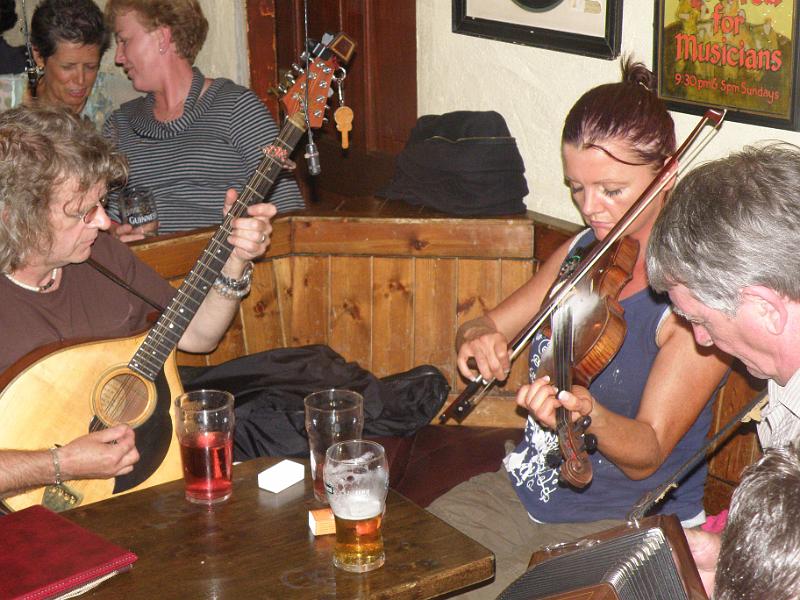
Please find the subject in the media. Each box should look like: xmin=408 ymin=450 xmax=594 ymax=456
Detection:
xmin=49 ymin=446 xmax=62 ymax=485
xmin=213 ymin=279 xmax=252 ymax=300
xmin=213 ymin=261 xmax=253 ymax=300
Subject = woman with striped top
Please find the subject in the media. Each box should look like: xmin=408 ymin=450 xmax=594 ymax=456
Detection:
xmin=103 ymin=0 xmax=304 ymax=242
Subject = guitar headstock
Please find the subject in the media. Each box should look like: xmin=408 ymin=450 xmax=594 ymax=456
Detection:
xmin=278 ymin=32 xmax=356 ymax=130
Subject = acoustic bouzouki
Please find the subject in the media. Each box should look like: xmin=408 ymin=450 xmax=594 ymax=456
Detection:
xmin=0 ymin=33 xmax=354 ymax=513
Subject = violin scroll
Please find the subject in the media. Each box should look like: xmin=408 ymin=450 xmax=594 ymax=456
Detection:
xmin=546 ymin=410 xmax=597 ymax=488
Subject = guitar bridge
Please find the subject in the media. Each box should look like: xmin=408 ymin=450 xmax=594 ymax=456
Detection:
xmin=42 ymin=484 xmax=83 ymax=512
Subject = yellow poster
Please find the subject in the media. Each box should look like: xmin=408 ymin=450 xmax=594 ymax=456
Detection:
xmin=656 ymin=0 xmax=796 ymax=127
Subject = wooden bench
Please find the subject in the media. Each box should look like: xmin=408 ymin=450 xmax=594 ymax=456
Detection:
xmin=131 ymin=196 xmax=763 ymax=513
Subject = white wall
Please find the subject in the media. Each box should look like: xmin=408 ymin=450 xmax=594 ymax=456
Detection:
xmin=417 ymin=0 xmax=800 ymax=224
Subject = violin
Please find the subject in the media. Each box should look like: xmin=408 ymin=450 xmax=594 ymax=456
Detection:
xmin=537 ymin=236 xmax=638 ymax=488
xmin=440 ymin=108 xmax=726 ymax=428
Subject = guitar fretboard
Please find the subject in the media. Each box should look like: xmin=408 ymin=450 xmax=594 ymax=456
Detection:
xmin=129 ymin=113 xmax=307 ymax=381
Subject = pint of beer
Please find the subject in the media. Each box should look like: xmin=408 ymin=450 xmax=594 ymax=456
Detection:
xmin=324 ymin=440 xmax=389 ymax=573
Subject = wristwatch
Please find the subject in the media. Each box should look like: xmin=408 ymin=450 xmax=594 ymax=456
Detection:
xmin=213 ymin=261 xmax=253 ymax=299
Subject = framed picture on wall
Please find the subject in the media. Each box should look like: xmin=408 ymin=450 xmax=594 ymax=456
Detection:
xmin=452 ymin=0 xmax=623 ymax=60
xmin=654 ymin=0 xmax=800 ymax=130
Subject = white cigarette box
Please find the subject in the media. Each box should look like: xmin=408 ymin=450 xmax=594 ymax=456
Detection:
xmin=257 ymin=460 xmax=305 ymax=493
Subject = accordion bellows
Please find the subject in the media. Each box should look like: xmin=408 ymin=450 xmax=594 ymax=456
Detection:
xmin=498 ymin=515 xmax=708 ymax=600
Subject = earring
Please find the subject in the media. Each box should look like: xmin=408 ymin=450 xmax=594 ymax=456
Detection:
xmin=159 ymin=46 xmax=166 ymax=55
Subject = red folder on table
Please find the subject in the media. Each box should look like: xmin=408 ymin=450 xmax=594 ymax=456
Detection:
xmin=0 ymin=505 xmax=137 ymax=599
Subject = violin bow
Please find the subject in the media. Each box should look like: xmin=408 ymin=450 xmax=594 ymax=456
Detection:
xmin=440 ymin=108 xmax=727 ymax=424
xmin=627 ymin=388 xmax=767 ymax=521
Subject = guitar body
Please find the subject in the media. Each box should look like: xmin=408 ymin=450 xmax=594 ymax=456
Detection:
xmin=0 ymin=332 xmax=184 ymax=512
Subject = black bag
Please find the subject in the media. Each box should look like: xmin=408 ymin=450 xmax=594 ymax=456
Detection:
xmin=378 ymin=110 xmax=528 ymax=216
xmin=179 ymin=345 xmax=450 ymax=460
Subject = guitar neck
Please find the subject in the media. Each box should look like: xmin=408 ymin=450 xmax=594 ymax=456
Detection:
xmin=129 ymin=113 xmax=308 ymax=380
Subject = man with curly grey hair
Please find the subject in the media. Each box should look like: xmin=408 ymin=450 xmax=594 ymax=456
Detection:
xmin=0 ymin=103 xmax=275 ymax=497
xmin=647 ymin=142 xmax=800 ymax=598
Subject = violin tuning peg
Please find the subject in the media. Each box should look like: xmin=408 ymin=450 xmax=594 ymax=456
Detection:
xmin=574 ymin=415 xmax=592 ymax=432
xmin=583 ymin=434 xmax=598 ymax=453
xmin=545 ymin=449 xmax=562 ymax=470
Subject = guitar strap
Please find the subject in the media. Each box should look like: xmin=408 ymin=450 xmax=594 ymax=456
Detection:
xmin=87 ymin=258 xmax=166 ymax=313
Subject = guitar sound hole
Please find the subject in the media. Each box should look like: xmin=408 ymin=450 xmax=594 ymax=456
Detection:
xmin=97 ymin=373 xmax=152 ymax=426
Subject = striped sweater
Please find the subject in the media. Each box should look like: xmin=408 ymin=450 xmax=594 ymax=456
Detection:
xmin=103 ymin=68 xmax=304 ymax=233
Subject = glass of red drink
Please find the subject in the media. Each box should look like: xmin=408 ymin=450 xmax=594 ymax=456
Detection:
xmin=174 ymin=389 xmax=235 ymax=505
xmin=304 ymin=389 xmax=364 ymax=503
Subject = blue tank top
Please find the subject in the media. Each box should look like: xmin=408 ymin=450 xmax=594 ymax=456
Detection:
xmin=505 ymin=230 xmax=713 ymax=522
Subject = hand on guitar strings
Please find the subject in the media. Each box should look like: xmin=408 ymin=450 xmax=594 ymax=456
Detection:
xmin=222 ymin=188 xmax=277 ymax=262
xmin=515 ymin=376 xmax=595 ymax=431
xmin=58 ymin=424 xmax=140 ymax=480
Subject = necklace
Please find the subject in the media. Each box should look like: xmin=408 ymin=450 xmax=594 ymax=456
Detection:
xmin=4 ymin=267 xmax=60 ymax=293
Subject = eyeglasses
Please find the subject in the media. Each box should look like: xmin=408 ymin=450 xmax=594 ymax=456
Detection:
xmin=75 ymin=202 xmax=104 ymax=224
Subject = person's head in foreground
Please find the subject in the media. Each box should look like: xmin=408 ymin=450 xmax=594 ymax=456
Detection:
xmin=715 ymin=445 xmax=800 ymax=600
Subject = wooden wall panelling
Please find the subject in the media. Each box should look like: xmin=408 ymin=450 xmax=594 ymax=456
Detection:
xmin=703 ymin=362 xmax=765 ymax=514
xmin=291 ymin=217 xmax=533 ymax=259
xmin=273 ymin=256 xmax=295 ymax=345
xmin=245 ymin=0 xmax=280 ymax=119
xmin=339 ymin=0 xmax=417 ymax=154
xmin=285 ymin=255 xmax=329 ymax=347
xmin=274 ymin=0 xmax=417 ymax=154
xmin=501 ymin=259 xmax=535 ymax=391
xmin=371 ymin=257 xmax=415 ymax=378
xmin=454 ymin=258 xmax=502 ymax=393
xmin=329 ymin=256 xmax=373 ymax=369
xmin=262 ymin=0 xmax=418 ymax=202
xmin=413 ymin=258 xmax=458 ymax=386
xmin=241 ymin=260 xmax=287 ymax=354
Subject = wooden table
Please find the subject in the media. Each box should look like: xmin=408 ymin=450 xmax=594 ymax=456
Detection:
xmin=65 ymin=457 xmax=494 ymax=599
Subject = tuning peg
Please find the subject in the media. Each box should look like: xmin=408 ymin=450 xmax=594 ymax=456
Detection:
xmin=583 ymin=434 xmax=598 ymax=453
xmin=291 ymin=63 xmax=305 ymax=74
xmin=545 ymin=449 xmax=562 ymax=470
xmin=574 ymin=415 xmax=592 ymax=433
xmin=284 ymin=73 xmax=296 ymax=85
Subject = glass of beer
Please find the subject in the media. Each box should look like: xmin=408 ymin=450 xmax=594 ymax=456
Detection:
xmin=304 ymin=389 xmax=364 ymax=503
xmin=119 ymin=184 xmax=159 ymax=237
xmin=174 ymin=389 xmax=235 ymax=505
xmin=324 ymin=440 xmax=389 ymax=573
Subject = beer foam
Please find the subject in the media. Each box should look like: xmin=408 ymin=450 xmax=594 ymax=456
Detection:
xmin=332 ymin=496 xmax=382 ymax=521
